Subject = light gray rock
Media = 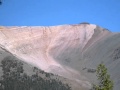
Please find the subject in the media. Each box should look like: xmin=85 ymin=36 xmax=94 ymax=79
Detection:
xmin=0 ymin=24 xmax=119 ymax=90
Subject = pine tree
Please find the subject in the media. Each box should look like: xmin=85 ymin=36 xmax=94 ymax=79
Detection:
xmin=93 ymin=63 xmax=113 ymax=90
xmin=0 ymin=0 xmax=2 ymax=5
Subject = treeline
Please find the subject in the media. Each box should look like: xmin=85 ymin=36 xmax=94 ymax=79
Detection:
xmin=0 ymin=56 xmax=71 ymax=90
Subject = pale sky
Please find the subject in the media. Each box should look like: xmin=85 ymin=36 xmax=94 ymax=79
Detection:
xmin=0 ymin=0 xmax=120 ymax=32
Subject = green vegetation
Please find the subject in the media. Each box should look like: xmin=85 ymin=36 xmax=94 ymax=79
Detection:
xmin=0 ymin=0 xmax=2 ymax=5
xmin=0 ymin=56 xmax=71 ymax=90
xmin=92 ymin=63 xmax=113 ymax=90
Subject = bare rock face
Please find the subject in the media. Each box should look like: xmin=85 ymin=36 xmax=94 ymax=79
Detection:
xmin=0 ymin=24 xmax=120 ymax=90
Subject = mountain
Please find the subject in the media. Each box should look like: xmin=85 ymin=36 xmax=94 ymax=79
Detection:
xmin=0 ymin=23 xmax=120 ymax=90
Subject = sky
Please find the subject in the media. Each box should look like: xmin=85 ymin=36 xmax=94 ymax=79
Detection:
xmin=0 ymin=0 xmax=120 ymax=32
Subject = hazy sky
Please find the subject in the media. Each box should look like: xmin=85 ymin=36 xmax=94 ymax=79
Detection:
xmin=0 ymin=0 xmax=120 ymax=32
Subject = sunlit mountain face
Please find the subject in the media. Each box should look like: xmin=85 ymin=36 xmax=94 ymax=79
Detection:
xmin=0 ymin=23 xmax=120 ymax=90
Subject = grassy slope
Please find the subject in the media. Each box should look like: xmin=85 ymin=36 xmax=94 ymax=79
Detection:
xmin=0 ymin=48 xmax=87 ymax=90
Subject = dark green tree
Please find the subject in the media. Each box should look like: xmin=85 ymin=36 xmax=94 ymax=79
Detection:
xmin=0 ymin=56 xmax=24 ymax=90
xmin=0 ymin=57 xmax=71 ymax=90
xmin=0 ymin=0 xmax=2 ymax=5
xmin=93 ymin=63 xmax=113 ymax=90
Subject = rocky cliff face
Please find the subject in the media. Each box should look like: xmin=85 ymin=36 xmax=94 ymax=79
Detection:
xmin=0 ymin=24 xmax=120 ymax=90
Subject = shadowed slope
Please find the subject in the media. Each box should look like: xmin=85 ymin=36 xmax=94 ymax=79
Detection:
xmin=0 ymin=24 xmax=119 ymax=90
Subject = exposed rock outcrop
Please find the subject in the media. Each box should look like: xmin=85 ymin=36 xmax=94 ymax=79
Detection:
xmin=0 ymin=24 xmax=120 ymax=90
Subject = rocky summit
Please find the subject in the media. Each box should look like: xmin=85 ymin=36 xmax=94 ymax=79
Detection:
xmin=0 ymin=23 xmax=120 ymax=90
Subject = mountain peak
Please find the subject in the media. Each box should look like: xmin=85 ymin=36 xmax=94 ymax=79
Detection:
xmin=0 ymin=24 xmax=120 ymax=90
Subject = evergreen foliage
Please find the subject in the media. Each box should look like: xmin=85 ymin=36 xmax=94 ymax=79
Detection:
xmin=0 ymin=0 xmax=2 ymax=5
xmin=0 ymin=56 xmax=71 ymax=90
xmin=92 ymin=63 xmax=113 ymax=90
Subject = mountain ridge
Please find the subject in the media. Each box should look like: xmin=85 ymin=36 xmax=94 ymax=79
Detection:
xmin=0 ymin=24 xmax=120 ymax=90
